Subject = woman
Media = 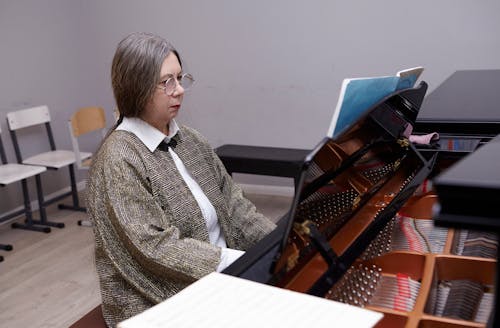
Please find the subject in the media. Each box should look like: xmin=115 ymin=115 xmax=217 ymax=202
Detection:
xmin=86 ymin=32 xmax=276 ymax=327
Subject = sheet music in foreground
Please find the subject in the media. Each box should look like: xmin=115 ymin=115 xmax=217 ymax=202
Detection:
xmin=118 ymin=272 xmax=383 ymax=328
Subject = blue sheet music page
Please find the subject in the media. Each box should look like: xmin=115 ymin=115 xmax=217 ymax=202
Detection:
xmin=327 ymin=76 xmax=399 ymax=138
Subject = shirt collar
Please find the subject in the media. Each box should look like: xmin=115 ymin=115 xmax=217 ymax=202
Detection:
xmin=116 ymin=117 xmax=179 ymax=152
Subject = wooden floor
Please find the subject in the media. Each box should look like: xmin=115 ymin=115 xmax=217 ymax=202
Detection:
xmin=0 ymin=191 xmax=292 ymax=328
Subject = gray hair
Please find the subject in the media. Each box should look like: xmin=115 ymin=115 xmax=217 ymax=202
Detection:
xmin=111 ymin=32 xmax=180 ymax=119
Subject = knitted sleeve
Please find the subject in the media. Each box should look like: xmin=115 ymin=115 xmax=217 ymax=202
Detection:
xmin=212 ymin=149 xmax=277 ymax=250
xmin=182 ymin=127 xmax=277 ymax=250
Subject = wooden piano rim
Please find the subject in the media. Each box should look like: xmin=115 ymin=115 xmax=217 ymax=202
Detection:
xmin=371 ymin=307 xmax=486 ymax=328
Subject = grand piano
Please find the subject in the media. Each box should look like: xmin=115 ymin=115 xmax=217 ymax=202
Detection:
xmin=224 ymin=70 xmax=500 ymax=328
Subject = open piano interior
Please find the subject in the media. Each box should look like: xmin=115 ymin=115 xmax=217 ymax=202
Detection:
xmin=224 ymin=81 xmax=497 ymax=328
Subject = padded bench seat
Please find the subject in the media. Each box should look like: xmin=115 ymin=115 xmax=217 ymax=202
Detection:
xmin=215 ymin=144 xmax=310 ymax=188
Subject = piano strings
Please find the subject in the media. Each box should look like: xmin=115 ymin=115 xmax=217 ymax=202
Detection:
xmin=454 ymin=230 xmax=498 ymax=259
xmin=361 ymin=215 xmax=448 ymax=259
xmin=360 ymin=216 xmax=498 ymax=260
xmin=432 ymin=279 xmax=493 ymax=323
xmin=325 ymin=214 xmax=497 ymax=324
xmin=279 ymin=139 xmax=497 ymax=324
xmin=326 ymin=264 xmax=421 ymax=312
xmin=326 ymin=262 xmax=494 ymax=323
xmin=295 ymin=160 xmax=405 ymax=238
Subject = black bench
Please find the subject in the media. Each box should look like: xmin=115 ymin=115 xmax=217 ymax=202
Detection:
xmin=215 ymin=144 xmax=310 ymax=188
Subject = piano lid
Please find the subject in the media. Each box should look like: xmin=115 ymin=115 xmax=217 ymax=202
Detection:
xmin=269 ymin=83 xmax=434 ymax=290
xmin=223 ymin=82 xmax=434 ymax=291
xmin=416 ymin=69 xmax=500 ymax=136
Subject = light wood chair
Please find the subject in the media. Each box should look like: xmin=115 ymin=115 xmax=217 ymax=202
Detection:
xmin=1 ymin=124 xmax=50 ymax=260
xmin=6 ymin=105 xmax=88 ymax=229
xmin=68 ymin=106 xmax=107 ymax=226
xmin=68 ymin=106 xmax=106 ymax=170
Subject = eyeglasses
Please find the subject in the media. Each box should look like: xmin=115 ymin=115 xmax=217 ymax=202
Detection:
xmin=158 ymin=73 xmax=195 ymax=95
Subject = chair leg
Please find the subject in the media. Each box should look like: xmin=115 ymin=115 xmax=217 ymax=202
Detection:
xmin=11 ymin=179 xmax=51 ymax=233
xmin=57 ymin=164 xmax=86 ymax=212
xmin=27 ymin=175 xmax=65 ymax=229
xmin=0 ymin=244 xmax=13 ymax=251
xmin=78 ymin=219 xmax=93 ymax=227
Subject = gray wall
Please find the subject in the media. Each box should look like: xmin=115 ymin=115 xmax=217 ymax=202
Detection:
xmin=1 ymin=0 xmax=500 ymax=215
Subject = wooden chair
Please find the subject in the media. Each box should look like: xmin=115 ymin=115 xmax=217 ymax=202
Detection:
xmin=6 ymin=105 xmax=88 ymax=229
xmin=68 ymin=106 xmax=107 ymax=226
xmin=1 ymin=124 xmax=50 ymax=260
xmin=68 ymin=106 xmax=106 ymax=170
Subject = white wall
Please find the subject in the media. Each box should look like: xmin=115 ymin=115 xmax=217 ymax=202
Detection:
xmin=1 ymin=0 xmax=500 ymax=215
xmin=0 ymin=0 xmax=90 ymax=215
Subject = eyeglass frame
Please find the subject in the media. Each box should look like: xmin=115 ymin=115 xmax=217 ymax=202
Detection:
xmin=157 ymin=73 xmax=195 ymax=96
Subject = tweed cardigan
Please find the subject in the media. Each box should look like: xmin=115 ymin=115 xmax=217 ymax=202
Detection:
xmin=86 ymin=125 xmax=276 ymax=327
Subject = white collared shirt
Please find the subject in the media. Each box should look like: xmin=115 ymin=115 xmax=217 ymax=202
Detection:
xmin=117 ymin=117 xmax=243 ymax=271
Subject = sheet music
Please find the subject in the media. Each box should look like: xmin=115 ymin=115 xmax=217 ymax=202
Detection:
xmin=118 ymin=272 xmax=383 ymax=328
xmin=327 ymin=66 xmax=424 ymax=139
xmin=327 ymin=75 xmax=400 ymax=139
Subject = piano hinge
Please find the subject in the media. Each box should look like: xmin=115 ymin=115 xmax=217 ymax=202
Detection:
xmin=393 ymin=158 xmax=401 ymax=171
xmin=397 ymin=137 xmax=410 ymax=148
xmin=352 ymin=195 xmax=361 ymax=210
xmin=294 ymin=220 xmax=340 ymax=268
xmin=294 ymin=220 xmax=312 ymax=236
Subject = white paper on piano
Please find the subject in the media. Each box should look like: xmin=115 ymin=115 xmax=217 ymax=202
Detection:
xmin=118 ymin=272 xmax=383 ymax=328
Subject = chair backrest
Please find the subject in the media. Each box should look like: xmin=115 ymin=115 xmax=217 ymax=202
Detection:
xmin=68 ymin=106 xmax=107 ymax=170
xmin=70 ymin=106 xmax=106 ymax=137
xmin=6 ymin=105 xmax=51 ymax=131
xmin=6 ymin=105 xmax=57 ymax=162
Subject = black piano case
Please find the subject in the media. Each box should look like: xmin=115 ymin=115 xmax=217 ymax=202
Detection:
xmin=225 ymin=82 xmax=498 ymax=328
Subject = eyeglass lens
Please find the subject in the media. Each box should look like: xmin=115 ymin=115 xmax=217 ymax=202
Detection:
xmin=165 ymin=74 xmax=194 ymax=94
